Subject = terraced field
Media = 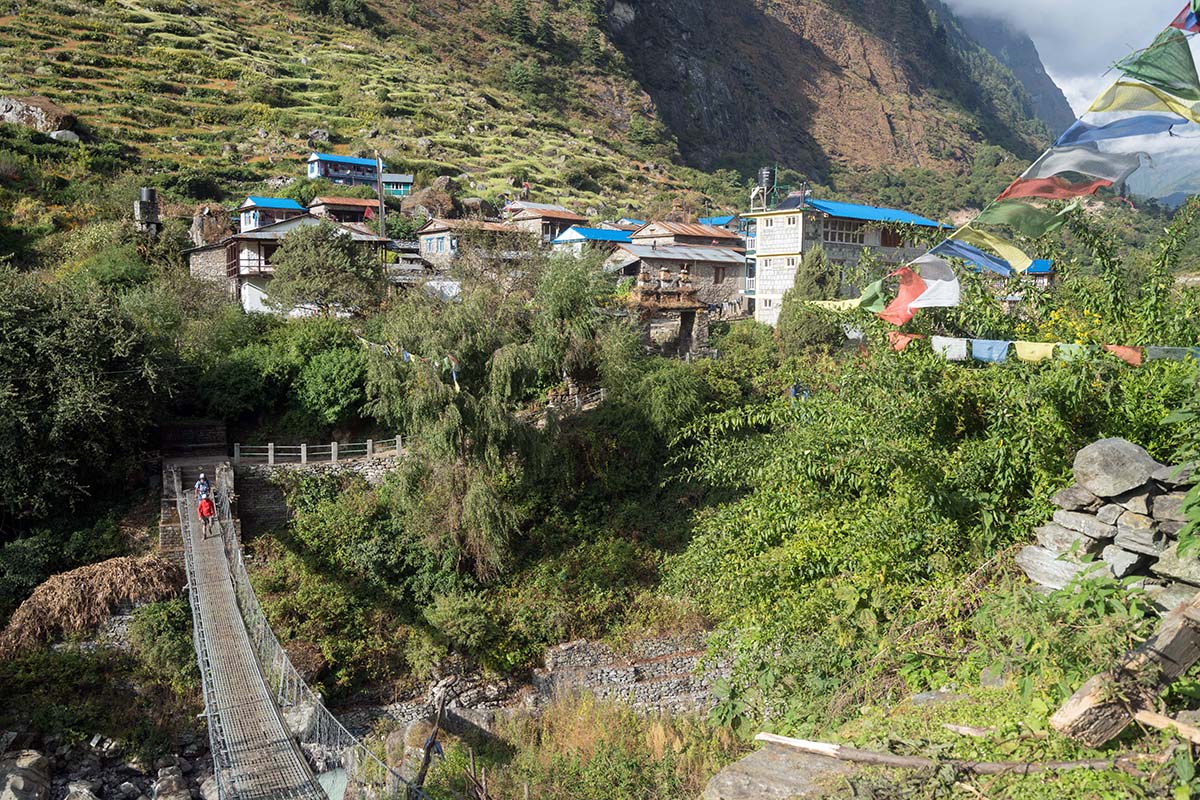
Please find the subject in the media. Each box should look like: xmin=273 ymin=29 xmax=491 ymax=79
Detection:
xmin=0 ymin=0 xmax=702 ymax=212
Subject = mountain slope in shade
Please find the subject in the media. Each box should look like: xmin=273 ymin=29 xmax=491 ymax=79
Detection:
xmin=957 ymin=13 xmax=1077 ymax=138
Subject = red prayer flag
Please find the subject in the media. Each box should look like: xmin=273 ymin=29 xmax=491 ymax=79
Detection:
xmin=888 ymin=332 xmax=924 ymax=351
xmin=878 ymin=267 xmax=927 ymax=326
xmin=1171 ymin=4 xmax=1200 ymax=32
xmin=997 ymin=176 xmax=1114 ymax=202
xmin=1104 ymin=344 xmax=1144 ymax=366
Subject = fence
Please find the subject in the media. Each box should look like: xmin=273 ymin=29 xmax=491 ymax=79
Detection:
xmin=233 ymin=436 xmax=402 ymax=466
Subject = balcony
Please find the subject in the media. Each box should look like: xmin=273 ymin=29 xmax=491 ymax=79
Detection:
xmin=743 ymin=275 xmax=756 ymax=294
xmin=229 ymin=256 xmax=274 ymax=277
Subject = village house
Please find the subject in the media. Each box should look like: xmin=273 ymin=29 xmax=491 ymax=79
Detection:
xmin=415 ymin=217 xmax=522 ymax=268
xmin=306 ymin=152 xmax=382 ymax=187
xmin=598 ymin=218 xmax=646 ymax=232
xmin=504 ymin=201 xmax=587 ymax=245
xmin=550 ymin=226 xmax=632 ymax=256
xmin=630 ymin=220 xmax=744 ymax=249
xmin=307 ymin=196 xmax=381 ymax=224
xmin=382 ymin=173 xmax=414 ymax=197
xmin=742 ymin=191 xmax=944 ymax=326
xmin=235 ymin=196 xmax=306 ymax=232
xmin=185 ymin=215 xmax=389 ymax=314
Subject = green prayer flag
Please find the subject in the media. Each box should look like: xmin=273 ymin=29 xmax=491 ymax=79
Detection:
xmin=973 ymin=200 xmax=1079 ymax=238
xmin=859 ymin=278 xmax=887 ymax=314
xmin=1115 ymin=28 xmax=1200 ymax=101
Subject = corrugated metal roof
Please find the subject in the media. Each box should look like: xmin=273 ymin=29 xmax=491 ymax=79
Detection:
xmin=505 ymin=201 xmax=575 ymax=213
xmin=307 ymin=152 xmax=381 ymax=168
xmin=619 ymin=217 xmax=645 ymax=226
xmin=552 ymin=226 xmax=632 ymax=244
xmin=240 ymin=196 xmax=305 ymax=211
xmin=632 ymin=221 xmax=742 ymax=240
xmin=806 ymin=199 xmax=944 ymax=228
xmin=418 ymin=218 xmax=512 ymax=234
xmin=381 ymin=173 xmax=414 ymax=183
xmin=512 ymin=207 xmax=586 ymax=222
xmin=233 ymin=215 xmax=388 ymax=242
xmin=309 ymin=196 xmax=381 ymax=208
xmin=615 ymin=244 xmax=747 ymax=264
xmin=698 ymin=214 xmax=736 ymax=226
xmin=1026 ymin=259 xmax=1054 ymax=275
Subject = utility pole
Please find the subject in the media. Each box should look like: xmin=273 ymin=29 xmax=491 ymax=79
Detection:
xmin=375 ymin=149 xmax=386 ymax=237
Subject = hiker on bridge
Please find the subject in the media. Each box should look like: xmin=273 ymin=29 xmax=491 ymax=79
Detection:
xmin=198 ymin=494 xmax=215 ymax=537
xmin=195 ymin=472 xmax=211 ymax=500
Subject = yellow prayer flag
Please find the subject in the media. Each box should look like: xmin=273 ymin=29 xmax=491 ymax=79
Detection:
xmin=809 ymin=298 xmax=862 ymax=312
xmin=951 ymin=226 xmax=1034 ymax=272
xmin=1014 ymin=341 xmax=1057 ymax=362
xmin=1089 ymin=81 xmax=1200 ymax=124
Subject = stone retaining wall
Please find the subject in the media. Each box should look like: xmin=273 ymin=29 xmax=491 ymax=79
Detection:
xmin=1017 ymin=437 xmax=1196 ymax=610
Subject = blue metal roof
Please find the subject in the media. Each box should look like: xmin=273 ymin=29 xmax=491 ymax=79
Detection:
xmin=805 ymin=198 xmax=944 ymax=228
xmin=308 ymin=152 xmax=382 ymax=168
xmin=241 ymin=196 xmax=305 ymax=211
xmin=699 ymin=214 xmax=736 ymax=226
xmin=552 ymin=226 xmax=633 ymax=244
xmin=1026 ymin=259 xmax=1054 ymax=275
xmin=619 ymin=218 xmax=645 ymax=226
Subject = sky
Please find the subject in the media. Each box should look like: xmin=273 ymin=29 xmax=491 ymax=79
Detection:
xmin=943 ymin=0 xmax=1188 ymax=114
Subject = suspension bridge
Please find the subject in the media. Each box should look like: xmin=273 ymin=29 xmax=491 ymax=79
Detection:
xmin=167 ymin=462 xmax=427 ymax=800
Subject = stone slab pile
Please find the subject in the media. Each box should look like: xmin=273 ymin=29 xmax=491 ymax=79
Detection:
xmin=1016 ymin=438 xmax=1196 ymax=610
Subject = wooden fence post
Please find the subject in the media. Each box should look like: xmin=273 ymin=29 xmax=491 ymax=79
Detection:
xmin=267 ymin=442 xmax=275 ymax=466
xmin=331 ymin=441 xmax=338 ymax=462
xmin=234 ymin=443 xmax=241 ymax=465
xmin=366 ymin=439 xmax=374 ymax=459
xmin=300 ymin=443 xmax=307 ymax=465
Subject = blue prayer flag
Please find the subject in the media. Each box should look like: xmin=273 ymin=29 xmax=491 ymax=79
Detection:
xmin=1056 ymin=114 xmax=1189 ymax=147
xmin=931 ymin=239 xmax=1013 ymax=277
xmin=971 ymin=339 xmax=1011 ymax=363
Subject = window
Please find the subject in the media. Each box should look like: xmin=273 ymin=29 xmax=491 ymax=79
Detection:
xmin=762 ymin=299 xmax=773 ymax=308
xmin=713 ymin=266 xmax=726 ymax=284
xmin=786 ymin=257 xmax=796 ymax=267
xmin=881 ymin=228 xmax=904 ymax=248
xmin=437 ymin=236 xmax=446 ymax=253
xmin=787 ymin=216 xmax=797 ymax=226
xmin=763 ymin=218 xmax=773 ymax=228
xmin=823 ymin=219 xmax=865 ymax=245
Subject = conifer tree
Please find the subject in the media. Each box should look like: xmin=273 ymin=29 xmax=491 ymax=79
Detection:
xmin=508 ymin=0 xmax=534 ymax=44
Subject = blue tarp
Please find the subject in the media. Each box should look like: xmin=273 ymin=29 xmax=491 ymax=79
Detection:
xmin=931 ymin=239 xmax=1013 ymax=277
xmin=552 ymin=226 xmax=633 ymax=244
xmin=1026 ymin=259 xmax=1054 ymax=275
xmin=698 ymin=214 xmax=736 ymax=226
xmin=308 ymin=152 xmax=381 ymax=168
xmin=805 ymin=198 xmax=945 ymax=228
xmin=242 ymin=196 xmax=305 ymax=211
xmin=1056 ymin=114 xmax=1189 ymax=147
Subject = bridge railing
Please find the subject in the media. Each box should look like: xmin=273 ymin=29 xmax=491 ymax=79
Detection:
xmin=212 ymin=466 xmax=431 ymax=799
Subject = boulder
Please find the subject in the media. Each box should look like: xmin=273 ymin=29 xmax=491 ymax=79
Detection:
xmin=700 ymin=744 xmax=855 ymax=800
xmin=1073 ymin=438 xmax=1162 ymax=498
xmin=282 ymin=701 xmax=319 ymax=741
xmin=1112 ymin=488 xmax=1154 ymax=516
xmin=198 ymin=779 xmax=217 ymax=800
xmin=0 ymin=96 xmax=75 ymax=133
xmin=459 ymin=197 xmax=497 ymax=220
xmin=1051 ymin=510 xmax=1116 ymax=541
xmin=1015 ymin=546 xmax=1113 ymax=591
xmin=1153 ymin=463 xmax=1195 ymax=488
xmin=1035 ymin=523 xmax=1105 ymax=555
xmin=400 ymin=186 xmax=456 ymax=219
xmin=1151 ymin=542 xmax=1200 ymax=585
xmin=0 ymin=751 xmax=50 ymax=800
xmin=1102 ymin=545 xmax=1146 ymax=578
xmin=1096 ymin=504 xmax=1124 ymax=525
xmin=1114 ymin=511 xmax=1164 ymax=556
xmin=48 ymin=129 xmax=80 ymax=143
xmin=1051 ymin=485 xmax=1102 ymax=512
xmin=307 ymin=128 xmax=330 ymax=143
xmin=1152 ymin=492 xmax=1189 ymax=523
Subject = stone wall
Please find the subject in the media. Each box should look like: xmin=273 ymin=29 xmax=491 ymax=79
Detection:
xmin=187 ymin=246 xmax=228 ymax=294
xmin=1016 ymin=437 xmax=1195 ymax=610
xmin=238 ymin=455 xmax=400 ymax=486
xmin=234 ymin=458 xmax=400 ymax=535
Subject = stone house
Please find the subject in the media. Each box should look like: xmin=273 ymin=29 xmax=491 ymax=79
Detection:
xmin=307 ymin=196 xmax=381 ymax=224
xmin=606 ymin=241 xmax=747 ymax=317
xmin=506 ymin=202 xmax=587 ymax=246
xmin=415 ymin=218 xmax=526 ymax=268
xmin=629 ymin=220 xmax=744 ymax=249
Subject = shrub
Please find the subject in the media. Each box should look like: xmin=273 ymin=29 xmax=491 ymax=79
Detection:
xmin=295 ymin=347 xmax=367 ymax=426
xmin=129 ymin=598 xmax=199 ymax=695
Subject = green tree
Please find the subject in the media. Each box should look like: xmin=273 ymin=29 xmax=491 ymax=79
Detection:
xmin=507 ymin=0 xmax=534 ymax=43
xmin=775 ymin=245 xmax=843 ymax=352
xmin=267 ymin=220 xmax=385 ymax=316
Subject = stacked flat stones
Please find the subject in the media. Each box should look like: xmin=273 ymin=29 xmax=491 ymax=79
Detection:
xmin=1016 ymin=437 xmax=1196 ymax=610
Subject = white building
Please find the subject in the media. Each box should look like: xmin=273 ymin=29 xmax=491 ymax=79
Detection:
xmin=742 ymin=193 xmax=944 ymax=326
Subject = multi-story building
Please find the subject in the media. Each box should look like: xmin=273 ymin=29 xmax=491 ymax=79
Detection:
xmin=381 ymin=173 xmax=414 ymax=197
xmin=741 ymin=191 xmax=944 ymax=326
xmin=306 ymin=152 xmax=382 ymax=187
xmin=235 ymin=196 xmax=306 ymax=232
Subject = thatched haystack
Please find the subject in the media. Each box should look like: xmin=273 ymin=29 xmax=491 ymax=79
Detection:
xmin=0 ymin=555 xmax=185 ymax=658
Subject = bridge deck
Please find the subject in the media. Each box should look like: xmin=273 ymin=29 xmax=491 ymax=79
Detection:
xmin=183 ymin=485 xmax=327 ymax=800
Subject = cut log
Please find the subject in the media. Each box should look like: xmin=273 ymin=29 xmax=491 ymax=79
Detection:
xmin=1132 ymin=709 xmax=1200 ymax=745
xmin=1051 ymin=587 xmax=1200 ymax=746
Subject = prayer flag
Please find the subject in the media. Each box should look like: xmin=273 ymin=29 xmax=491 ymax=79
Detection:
xmin=1056 ymin=344 xmax=1091 ymax=362
xmin=1014 ymin=341 xmax=1057 ymax=362
xmin=1146 ymin=345 xmax=1192 ymax=361
xmin=1172 ymin=4 xmax=1200 ymax=33
xmin=972 ymin=200 xmax=1078 ymax=238
xmin=931 ymin=239 xmax=1012 ymax=277
xmin=997 ymin=176 xmax=1114 ymax=202
xmin=909 ymin=254 xmax=961 ymax=309
xmin=888 ymin=332 xmax=923 ymax=352
xmin=1022 ymin=145 xmax=1145 ymax=185
xmin=1115 ymin=28 xmax=1200 ymax=101
xmin=878 ymin=266 xmax=927 ymax=326
xmin=859 ymin=278 xmax=888 ymax=314
xmin=1089 ymin=81 xmax=1200 ymax=125
xmin=931 ymin=336 xmax=969 ymax=362
xmin=971 ymin=339 xmax=1011 ymax=364
xmin=810 ymin=298 xmax=864 ymax=312
xmin=1103 ymin=344 xmax=1144 ymax=366
xmin=952 ymin=227 xmax=1034 ymax=272
xmin=1056 ymin=114 xmax=1189 ymax=147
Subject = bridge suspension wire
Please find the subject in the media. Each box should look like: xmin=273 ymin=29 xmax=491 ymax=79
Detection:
xmin=175 ymin=466 xmax=431 ymax=800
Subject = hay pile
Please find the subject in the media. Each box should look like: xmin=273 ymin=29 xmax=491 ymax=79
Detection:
xmin=0 ymin=555 xmax=185 ymax=658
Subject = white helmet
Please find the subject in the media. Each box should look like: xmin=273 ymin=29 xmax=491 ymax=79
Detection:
xmin=199 ymin=473 xmax=205 ymax=479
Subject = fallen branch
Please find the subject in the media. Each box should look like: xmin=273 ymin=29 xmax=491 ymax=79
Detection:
xmin=754 ymin=733 xmax=1165 ymax=776
xmin=1133 ymin=709 xmax=1200 ymax=746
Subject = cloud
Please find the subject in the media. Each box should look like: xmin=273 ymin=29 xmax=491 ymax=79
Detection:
xmin=942 ymin=0 xmax=1186 ymax=113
